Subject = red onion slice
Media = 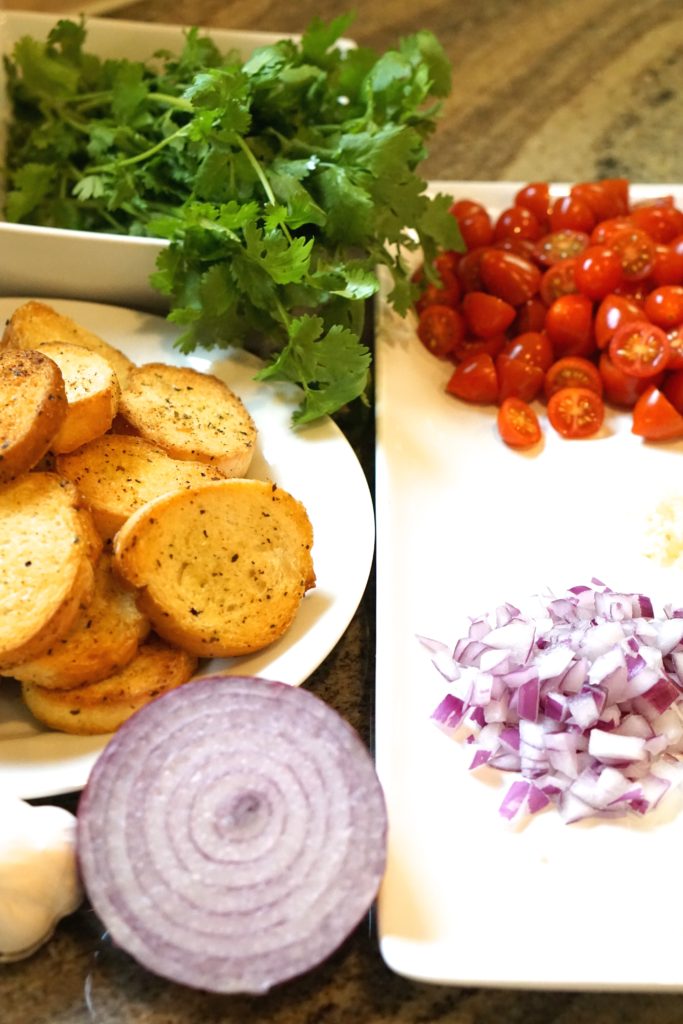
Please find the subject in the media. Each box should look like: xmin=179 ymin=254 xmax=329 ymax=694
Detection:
xmin=76 ymin=675 xmax=387 ymax=995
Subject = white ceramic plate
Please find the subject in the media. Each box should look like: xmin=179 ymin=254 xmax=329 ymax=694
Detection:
xmin=375 ymin=181 xmax=683 ymax=992
xmin=0 ymin=297 xmax=374 ymax=800
xmin=0 ymin=13 xmax=350 ymax=310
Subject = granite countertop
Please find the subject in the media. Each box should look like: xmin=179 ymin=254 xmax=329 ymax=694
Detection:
xmin=2 ymin=1 xmax=683 ymax=1021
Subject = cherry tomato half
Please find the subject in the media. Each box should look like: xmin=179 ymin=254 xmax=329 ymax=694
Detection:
xmin=610 ymin=227 xmax=657 ymax=282
xmin=496 ymin=354 xmax=545 ymax=402
xmin=494 ymin=206 xmax=542 ymax=242
xmin=445 ymin=353 xmax=498 ymax=403
xmin=608 ymin=320 xmax=671 ymax=378
xmin=574 ymin=245 xmax=623 ymax=300
xmin=632 ymin=385 xmax=683 ymax=441
xmin=545 ymin=293 xmax=595 ymax=358
xmin=535 ymin=230 xmax=590 ymax=267
xmin=514 ymin=182 xmax=551 ymax=225
xmin=497 ymin=397 xmax=542 ymax=447
xmin=461 ymin=291 xmax=516 ymax=338
xmin=547 ymin=386 xmax=605 ymax=439
xmin=643 ymin=286 xmax=683 ymax=330
xmin=544 ymin=356 xmax=604 ymax=400
xmin=540 ymin=259 xmax=579 ymax=305
xmin=594 ymin=293 xmax=645 ymax=349
xmin=598 ymin=351 xmax=659 ymax=407
xmin=502 ymin=330 xmax=554 ymax=371
xmin=417 ymin=304 xmax=466 ymax=358
xmin=480 ymin=249 xmax=541 ymax=305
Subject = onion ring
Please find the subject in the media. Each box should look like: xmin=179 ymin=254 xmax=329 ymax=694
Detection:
xmin=76 ymin=674 xmax=387 ymax=994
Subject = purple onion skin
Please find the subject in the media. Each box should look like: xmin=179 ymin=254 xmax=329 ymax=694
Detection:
xmin=76 ymin=674 xmax=387 ymax=995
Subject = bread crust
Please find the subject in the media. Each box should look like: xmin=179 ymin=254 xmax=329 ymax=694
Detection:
xmin=57 ymin=434 xmax=224 ymax=540
xmin=113 ymin=479 xmax=315 ymax=657
xmin=0 ymin=349 xmax=67 ymax=483
xmin=118 ymin=362 xmax=257 ymax=477
xmin=35 ymin=342 xmax=120 ymax=454
xmin=1 ymin=299 xmax=133 ymax=387
xmin=21 ymin=635 xmax=197 ymax=735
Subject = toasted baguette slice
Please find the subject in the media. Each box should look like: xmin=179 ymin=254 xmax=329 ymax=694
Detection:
xmin=56 ymin=434 xmax=225 ymax=540
xmin=118 ymin=362 xmax=257 ymax=477
xmin=113 ymin=479 xmax=315 ymax=657
xmin=8 ymin=555 xmax=150 ymax=689
xmin=21 ymin=635 xmax=198 ymax=735
xmin=0 ymin=474 xmax=96 ymax=668
xmin=0 ymin=349 xmax=67 ymax=483
xmin=35 ymin=342 xmax=120 ymax=454
xmin=1 ymin=299 xmax=133 ymax=388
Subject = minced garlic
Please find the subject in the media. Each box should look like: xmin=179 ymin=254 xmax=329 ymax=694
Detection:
xmin=644 ymin=497 xmax=683 ymax=568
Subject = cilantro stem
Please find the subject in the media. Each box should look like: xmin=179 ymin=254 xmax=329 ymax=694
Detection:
xmin=234 ymin=135 xmax=293 ymax=245
xmin=87 ymin=125 xmax=187 ymax=172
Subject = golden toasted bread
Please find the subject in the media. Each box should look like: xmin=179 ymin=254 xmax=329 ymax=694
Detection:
xmin=21 ymin=635 xmax=198 ymax=735
xmin=34 ymin=342 xmax=120 ymax=454
xmin=0 ymin=474 xmax=97 ymax=668
xmin=118 ymin=362 xmax=257 ymax=477
xmin=0 ymin=349 xmax=67 ymax=483
xmin=113 ymin=479 xmax=315 ymax=657
xmin=56 ymin=434 xmax=225 ymax=541
xmin=8 ymin=555 xmax=150 ymax=689
xmin=1 ymin=299 xmax=133 ymax=388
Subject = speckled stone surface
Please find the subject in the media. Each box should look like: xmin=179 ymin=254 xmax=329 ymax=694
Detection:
xmin=2 ymin=0 xmax=683 ymax=1020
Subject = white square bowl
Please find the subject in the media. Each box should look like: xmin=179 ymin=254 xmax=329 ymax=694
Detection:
xmin=0 ymin=12 xmax=302 ymax=309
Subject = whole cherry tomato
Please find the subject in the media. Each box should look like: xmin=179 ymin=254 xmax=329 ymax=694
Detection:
xmin=450 ymin=200 xmax=494 ymax=250
xmin=643 ymin=286 xmax=683 ymax=330
xmin=514 ymin=297 xmax=547 ymax=334
xmin=590 ymin=216 xmax=632 ymax=245
xmin=456 ymin=246 xmax=490 ymax=292
xmin=417 ymin=304 xmax=466 ymax=358
xmin=544 ymin=357 xmax=604 ymax=400
xmin=574 ymin=245 xmax=623 ymax=300
xmin=632 ymin=385 xmax=683 ymax=441
xmin=608 ymin=320 xmax=671 ymax=378
xmin=547 ymin=386 xmax=605 ymax=438
xmin=462 ymin=291 xmax=516 ymax=338
xmin=651 ymin=243 xmax=683 ymax=286
xmin=480 ymin=249 xmax=541 ymax=305
xmin=665 ymin=325 xmax=683 ymax=370
xmin=445 ymin=353 xmax=498 ymax=403
xmin=545 ymin=294 xmax=595 ymax=358
xmin=413 ymin=254 xmax=462 ymax=313
xmin=629 ymin=204 xmax=683 ymax=243
xmin=497 ymin=397 xmax=542 ymax=447
xmin=570 ymin=180 xmax=629 ymax=221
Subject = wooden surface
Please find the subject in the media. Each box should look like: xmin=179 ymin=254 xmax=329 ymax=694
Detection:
xmin=7 ymin=0 xmax=683 ymax=183
xmin=3 ymin=2 xmax=683 ymax=1023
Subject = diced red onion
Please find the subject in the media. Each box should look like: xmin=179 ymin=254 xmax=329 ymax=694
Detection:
xmin=77 ymin=676 xmax=387 ymax=994
xmin=423 ymin=582 xmax=683 ymax=823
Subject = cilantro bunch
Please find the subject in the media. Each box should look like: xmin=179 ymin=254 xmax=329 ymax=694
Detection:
xmin=3 ymin=15 xmax=461 ymax=422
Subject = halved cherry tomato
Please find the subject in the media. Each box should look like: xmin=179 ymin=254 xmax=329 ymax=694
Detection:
xmin=417 ymin=304 xmax=466 ymax=358
xmin=663 ymin=370 xmax=683 ymax=414
xmin=651 ymin=243 xmax=683 ymax=286
xmin=545 ymin=294 xmax=595 ymax=358
xmin=610 ymin=227 xmax=657 ymax=281
xmin=570 ymin=180 xmax=629 ymax=221
xmin=544 ymin=356 xmax=604 ymax=400
xmin=574 ymin=245 xmax=623 ymax=300
xmin=632 ymin=385 xmax=683 ymax=441
xmin=590 ymin=215 xmax=632 ymax=246
xmin=547 ymin=386 xmax=604 ymax=438
xmin=445 ymin=353 xmax=498 ymax=403
xmin=461 ymin=291 xmax=516 ymax=338
xmin=594 ymin=293 xmax=645 ymax=349
xmin=608 ymin=320 xmax=670 ymax=378
xmin=550 ymin=195 xmax=596 ymax=234
xmin=456 ymin=246 xmax=491 ymax=292
xmin=497 ymin=397 xmax=542 ymax=447
xmin=514 ymin=182 xmax=551 ymax=225
xmin=496 ymin=354 xmax=545 ymax=402
xmin=643 ymin=286 xmax=683 ymax=330
xmin=629 ymin=205 xmax=683 ymax=244
xmin=450 ymin=200 xmax=494 ymax=249
xmin=598 ymin=351 xmax=659 ymax=407
xmin=514 ymin=297 xmax=547 ymax=334
xmin=452 ymin=333 xmax=507 ymax=363
xmin=413 ymin=252 xmax=462 ymax=313
xmin=480 ymin=249 xmax=541 ymax=305
xmin=535 ymin=230 xmax=590 ymax=266
xmin=666 ymin=325 xmax=683 ymax=370
xmin=494 ymin=206 xmax=542 ymax=242
xmin=502 ymin=331 xmax=554 ymax=371
xmin=540 ymin=259 xmax=579 ymax=305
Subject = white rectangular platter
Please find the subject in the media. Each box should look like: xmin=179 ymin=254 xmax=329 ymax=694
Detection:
xmin=375 ymin=181 xmax=683 ymax=991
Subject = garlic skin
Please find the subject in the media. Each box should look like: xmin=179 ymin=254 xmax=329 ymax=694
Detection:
xmin=0 ymin=797 xmax=83 ymax=962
